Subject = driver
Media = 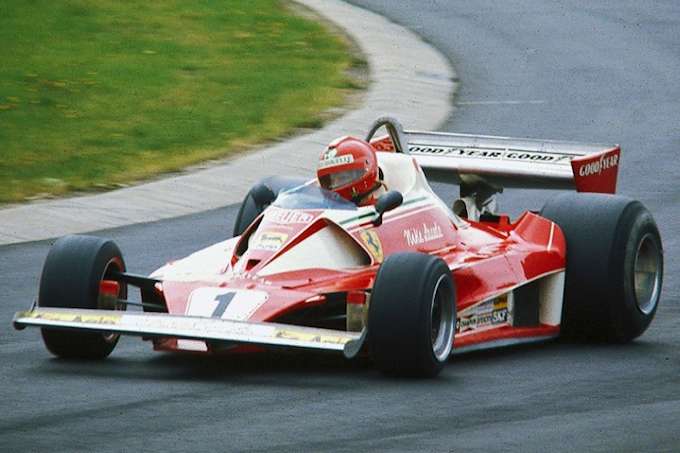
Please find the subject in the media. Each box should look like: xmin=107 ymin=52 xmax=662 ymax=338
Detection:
xmin=317 ymin=136 xmax=386 ymax=206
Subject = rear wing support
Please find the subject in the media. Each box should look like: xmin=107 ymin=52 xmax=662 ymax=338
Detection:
xmin=367 ymin=117 xmax=621 ymax=219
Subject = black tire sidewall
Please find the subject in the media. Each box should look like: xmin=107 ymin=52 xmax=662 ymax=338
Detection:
xmin=369 ymin=253 xmax=455 ymax=377
xmin=609 ymin=203 xmax=663 ymax=341
xmin=39 ymin=235 xmax=126 ymax=358
xmin=541 ymin=193 xmax=663 ymax=342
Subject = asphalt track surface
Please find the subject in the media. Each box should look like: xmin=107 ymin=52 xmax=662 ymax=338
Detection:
xmin=1 ymin=1 xmax=679 ymax=451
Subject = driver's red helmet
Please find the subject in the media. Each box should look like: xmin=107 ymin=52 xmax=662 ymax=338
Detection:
xmin=317 ymin=136 xmax=378 ymax=202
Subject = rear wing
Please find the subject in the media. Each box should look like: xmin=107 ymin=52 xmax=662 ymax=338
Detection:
xmin=367 ymin=117 xmax=620 ymax=194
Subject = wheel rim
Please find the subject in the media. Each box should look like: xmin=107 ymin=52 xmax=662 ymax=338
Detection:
xmin=633 ymin=233 xmax=661 ymax=315
xmin=100 ymin=257 xmax=126 ymax=343
xmin=430 ymin=274 xmax=454 ymax=361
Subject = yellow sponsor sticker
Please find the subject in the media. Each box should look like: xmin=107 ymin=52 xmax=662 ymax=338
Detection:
xmin=21 ymin=310 xmax=121 ymax=325
xmin=493 ymin=293 xmax=508 ymax=310
xmin=275 ymin=329 xmax=349 ymax=345
xmin=252 ymin=231 xmax=288 ymax=252
xmin=359 ymin=229 xmax=384 ymax=262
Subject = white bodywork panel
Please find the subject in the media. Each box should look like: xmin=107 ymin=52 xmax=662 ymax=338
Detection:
xmin=538 ymin=271 xmax=566 ymax=326
xmin=377 ymin=152 xmax=465 ymax=226
xmin=377 ymin=151 xmax=417 ymax=194
xmin=151 ymin=238 xmax=238 ymax=282
xmin=258 ymin=223 xmax=369 ymax=276
xmin=186 ymin=288 xmax=269 ymax=321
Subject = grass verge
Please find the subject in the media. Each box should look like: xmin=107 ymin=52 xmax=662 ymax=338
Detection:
xmin=0 ymin=0 xmax=365 ymax=203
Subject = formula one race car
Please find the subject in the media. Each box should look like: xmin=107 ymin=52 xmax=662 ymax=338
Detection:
xmin=14 ymin=117 xmax=664 ymax=377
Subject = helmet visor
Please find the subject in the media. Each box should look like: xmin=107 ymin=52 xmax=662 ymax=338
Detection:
xmin=319 ymin=168 xmax=365 ymax=190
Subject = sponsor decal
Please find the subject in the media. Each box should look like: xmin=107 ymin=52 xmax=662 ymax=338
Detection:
xmin=456 ymin=294 xmax=509 ymax=334
xmin=275 ymin=329 xmax=350 ymax=345
xmin=176 ymin=339 xmax=208 ymax=352
xmin=409 ymin=145 xmax=572 ymax=164
xmin=319 ymin=148 xmax=354 ymax=169
xmin=403 ymin=222 xmax=443 ymax=246
xmin=578 ymin=153 xmax=619 ymax=177
xmin=251 ymin=231 xmax=288 ymax=252
xmin=322 ymin=148 xmax=337 ymax=160
xmin=23 ymin=310 xmax=120 ymax=325
xmin=187 ymin=288 xmax=268 ymax=321
xmin=265 ymin=207 xmax=314 ymax=225
xmin=359 ymin=229 xmax=384 ymax=262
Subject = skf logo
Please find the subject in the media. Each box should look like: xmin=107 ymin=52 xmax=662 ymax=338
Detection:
xmin=359 ymin=229 xmax=384 ymax=262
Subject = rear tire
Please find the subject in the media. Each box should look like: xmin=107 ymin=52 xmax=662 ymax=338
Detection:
xmin=39 ymin=235 xmax=127 ymax=359
xmin=232 ymin=176 xmax=308 ymax=237
xmin=368 ymin=252 xmax=456 ymax=377
xmin=541 ymin=193 xmax=663 ymax=342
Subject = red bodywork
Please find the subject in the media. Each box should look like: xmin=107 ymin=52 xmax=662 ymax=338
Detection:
xmin=150 ymin=160 xmax=567 ymax=354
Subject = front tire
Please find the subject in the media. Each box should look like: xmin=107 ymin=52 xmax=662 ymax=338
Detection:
xmin=368 ymin=253 xmax=456 ymax=377
xmin=541 ymin=193 xmax=663 ymax=342
xmin=39 ymin=235 xmax=127 ymax=359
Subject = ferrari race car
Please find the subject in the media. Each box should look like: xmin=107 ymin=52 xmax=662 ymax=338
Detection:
xmin=13 ymin=117 xmax=664 ymax=377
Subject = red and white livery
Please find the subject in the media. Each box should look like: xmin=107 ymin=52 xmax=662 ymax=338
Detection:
xmin=14 ymin=117 xmax=663 ymax=377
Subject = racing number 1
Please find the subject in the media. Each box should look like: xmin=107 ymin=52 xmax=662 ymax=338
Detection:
xmin=211 ymin=292 xmax=236 ymax=318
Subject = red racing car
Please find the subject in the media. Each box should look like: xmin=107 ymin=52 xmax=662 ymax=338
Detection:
xmin=14 ymin=117 xmax=664 ymax=377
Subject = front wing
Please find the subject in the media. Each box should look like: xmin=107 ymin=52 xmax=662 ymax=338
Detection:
xmin=13 ymin=307 xmax=365 ymax=358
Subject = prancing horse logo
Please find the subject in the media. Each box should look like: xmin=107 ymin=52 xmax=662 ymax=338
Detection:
xmin=359 ymin=229 xmax=384 ymax=262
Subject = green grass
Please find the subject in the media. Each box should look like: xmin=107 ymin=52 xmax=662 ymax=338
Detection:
xmin=0 ymin=0 xmax=360 ymax=203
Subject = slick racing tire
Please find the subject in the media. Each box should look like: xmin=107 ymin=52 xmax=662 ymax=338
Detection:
xmin=232 ymin=176 xmax=308 ymax=237
xmin=38 ymin=235 xmax=128 ymax=359
xmin=368 ymin=252 xmax=456 ymax=377
xmin=541 ymin=193 xmax=663 ymax=342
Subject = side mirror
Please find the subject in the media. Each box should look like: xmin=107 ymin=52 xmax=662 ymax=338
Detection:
xmin=373 ymin=191 xmax=403 ymax=225
xmin=250 ymin=183 xmax=276 ymax=209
